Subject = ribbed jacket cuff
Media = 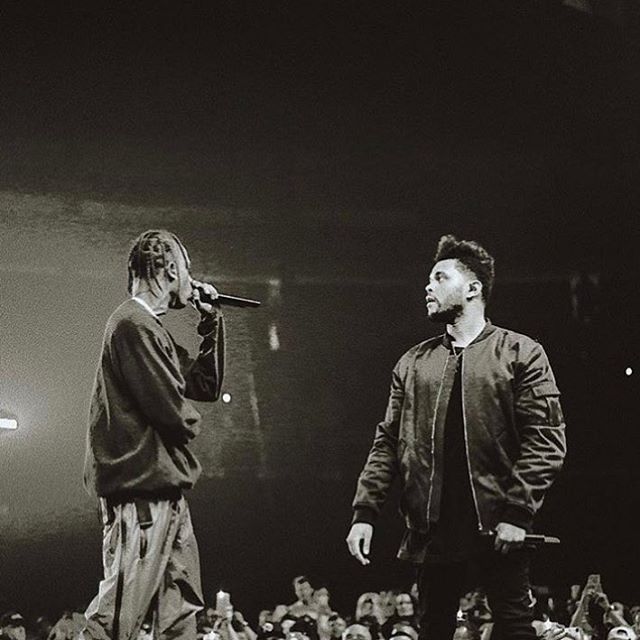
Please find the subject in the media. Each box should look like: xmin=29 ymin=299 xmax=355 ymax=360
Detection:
xmin=501 ymin=503 xmax=533 ymax=532
xmin=352 ymin=507 xmax=377 ymax=526
xmin=197 ymin=308 xmax=222 ymax=336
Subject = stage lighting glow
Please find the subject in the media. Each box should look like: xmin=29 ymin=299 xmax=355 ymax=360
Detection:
xmin=222 ymin=393 xmax=232 ymax=404
xmin=269 ymin=322 xmax=280 ymax=351
xmin=0 ymin=418 xmax=18 ymax=430
xmin=625 ymin=367 xmax=633 ymax=377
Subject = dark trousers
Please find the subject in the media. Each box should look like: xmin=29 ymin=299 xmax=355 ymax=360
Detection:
xmin=417 ymin=550 xmax=537 ymax=640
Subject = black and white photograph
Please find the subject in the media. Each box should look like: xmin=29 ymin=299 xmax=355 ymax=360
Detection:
xmin=1 ymin=2 xmax=638 ymax=640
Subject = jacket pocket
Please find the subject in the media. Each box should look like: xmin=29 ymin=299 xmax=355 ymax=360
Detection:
xmin=530 ymin=381 xmax=560 ymax=397
xmin=175 ymin=505 xmax=194 ymax=549
xmin=530 ymin=381 xmax=563 ymax=426
xmin=103 ymin=519 xmax=119 ymax=568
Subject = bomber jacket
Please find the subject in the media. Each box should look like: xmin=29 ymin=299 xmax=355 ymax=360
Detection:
xmin=352 ymin=321 xmax=566 ymax=535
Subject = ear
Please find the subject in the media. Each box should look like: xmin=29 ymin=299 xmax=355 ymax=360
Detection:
xmin=165 ymin=259 xmax=179 ymax=282
xmin=467 ymin=280 xmax=483 ymax=300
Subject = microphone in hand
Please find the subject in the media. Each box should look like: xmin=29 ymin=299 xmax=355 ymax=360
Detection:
xmin=190 ymin=279 xmax=219 ymax=314
xmin=191 ymin=279 xmax=261 ymax=309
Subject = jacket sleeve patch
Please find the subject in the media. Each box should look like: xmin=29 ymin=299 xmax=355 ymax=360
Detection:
xmin=530 ymin=381 xmax=563 ymax=427
xmin=516 ymin=380 xmax=564 ymax=428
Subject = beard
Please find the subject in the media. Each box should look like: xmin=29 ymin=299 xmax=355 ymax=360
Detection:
xmin=427 ymin=302 xmax=463 ymax=324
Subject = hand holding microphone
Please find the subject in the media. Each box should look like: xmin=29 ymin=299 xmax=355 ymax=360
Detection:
xmin=191 ymin=278 xmax=262 ymax=310
xmin=190 ymin=279 xmax=219 ymax=315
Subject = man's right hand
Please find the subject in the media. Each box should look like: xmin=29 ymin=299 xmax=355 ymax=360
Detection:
xmin=346 ymin=522 xmax=373 ymax=566
xmin=190 ymin=279 xmax=219 ymax=315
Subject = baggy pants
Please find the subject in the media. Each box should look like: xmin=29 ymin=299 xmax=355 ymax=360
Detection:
xmin=417 ymin=550 xmax=537 ymax=640
xmin=81 ymin=496 xmax=204 ymax=640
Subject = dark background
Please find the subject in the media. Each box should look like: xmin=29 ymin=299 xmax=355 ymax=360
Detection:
xmin=0 ymin=0 xmax=638 ymax=623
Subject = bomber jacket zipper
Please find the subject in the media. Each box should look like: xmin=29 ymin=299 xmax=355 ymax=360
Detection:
xmin=461 ymin=354 xmax=484 ymax=530
xmin=425 ymin=356 xmax=448 ymax=526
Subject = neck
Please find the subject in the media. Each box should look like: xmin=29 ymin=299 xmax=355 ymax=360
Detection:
xmin=446 ymin=306 xmax=486 ymax=347
xmin=131 ymin=286 xmax=171 ymax=316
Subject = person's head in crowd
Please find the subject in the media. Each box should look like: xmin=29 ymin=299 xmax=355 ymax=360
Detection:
xmin=452 ymin=624 xmax=479 ymax=640
xmin=631 ymin=607 xmax=640 ymax=634
xmin=314 ymin=588 xmax=331 ymax=610
xmin=289 ymin=618 xmax=318 ymax=640
xmin=259 ymin=611 xmax=274 ymax=628
xmin=607 ymin=627 xmax=638 ymax=640
xmin=389 ymin=623 xmax=419 ymax=640
xmin=378 ymin=592 xmax=397 ymax=620
xmin=343 ymin=624 xmax=372 ymax=640
xmin=0 ymin=612 xmax=26 ymax=640
xmin=569 ymin=585 xmax=582 ymax=601
xmin=394 ymin=594 xmax=414 ymax=619
xmin=287 ymin=627 xmax=310 ymax=640
xmin=354 ymin=616 xmax=380 ymax=640
xmin=355 ymin=593 xmax=379 ymax=622
xmin=599 ymin=600 xmax=631 ymax=629
xmin=459 ymin=591 xmax=474 ymax=614
xmin=204 ymin=608 xmax=219 ymax=626
xmin=273 ymin=606 xmax=290 ymax=623
xmin=293 ymin=576 xmax=315 ymax=605
xmin=328 ymin=615 xmax=346 ymax=639
xmin=612 ymin=603 xmax=631 ymax=623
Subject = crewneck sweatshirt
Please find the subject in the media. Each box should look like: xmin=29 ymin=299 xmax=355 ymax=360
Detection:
xmin=83 ymin=298 xmax=224 ymax=498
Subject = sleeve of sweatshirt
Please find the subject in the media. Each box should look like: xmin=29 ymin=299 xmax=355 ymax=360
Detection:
xmin=112 ymin=317 xmax=202 ymax=446
xmin=173 ymin=309 xmax=225 ymax=401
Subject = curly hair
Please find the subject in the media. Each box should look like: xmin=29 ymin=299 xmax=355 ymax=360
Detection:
xmin=433 ymin=234 xmax=495 ymax=302
xmin=127 ymin=229 xmax=188 ymax=294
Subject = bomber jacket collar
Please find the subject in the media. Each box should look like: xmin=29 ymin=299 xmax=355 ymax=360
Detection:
xmin=441 ymin=318 xmax=496 ymax=350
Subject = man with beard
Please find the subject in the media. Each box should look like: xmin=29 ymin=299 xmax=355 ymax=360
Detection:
xmin=346 ymin=235 xmax=566 ymax=640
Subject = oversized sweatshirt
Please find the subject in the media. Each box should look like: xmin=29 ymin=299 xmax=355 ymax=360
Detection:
xmin=83 ymin=298 xmax=224 ymax=498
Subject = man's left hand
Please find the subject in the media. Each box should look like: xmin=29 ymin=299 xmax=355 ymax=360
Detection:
xmin=494 ymin=522 xmax=526 ymax=554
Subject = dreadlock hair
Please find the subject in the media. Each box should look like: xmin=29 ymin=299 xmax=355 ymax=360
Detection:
xmin=127 ymin=229 xmax=188 ymax=295
xmin=433 ymin=234 xmax=495 ymax=302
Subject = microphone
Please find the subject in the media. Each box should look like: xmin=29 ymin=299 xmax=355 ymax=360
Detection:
xmin=216 ymin=293 xmax=261 ymax=308
xmin=192 ymin=281 xmax=261 ymax=308
xmin=480 ymin=531 xmax=560 ymax=547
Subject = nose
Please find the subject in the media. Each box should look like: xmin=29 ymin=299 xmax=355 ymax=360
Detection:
xmin=425 ymin=282 xmax=433 ymax=294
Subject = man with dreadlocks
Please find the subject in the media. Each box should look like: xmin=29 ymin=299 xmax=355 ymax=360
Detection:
xmin=81 ymin=229 xmax=225 ymax=640
xmin=346 ymin=235 xmax=566 ymax=640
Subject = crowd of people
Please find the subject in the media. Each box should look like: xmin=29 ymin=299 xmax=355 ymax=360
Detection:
xmin=1 ymin=574 xmax=639 ymax=640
